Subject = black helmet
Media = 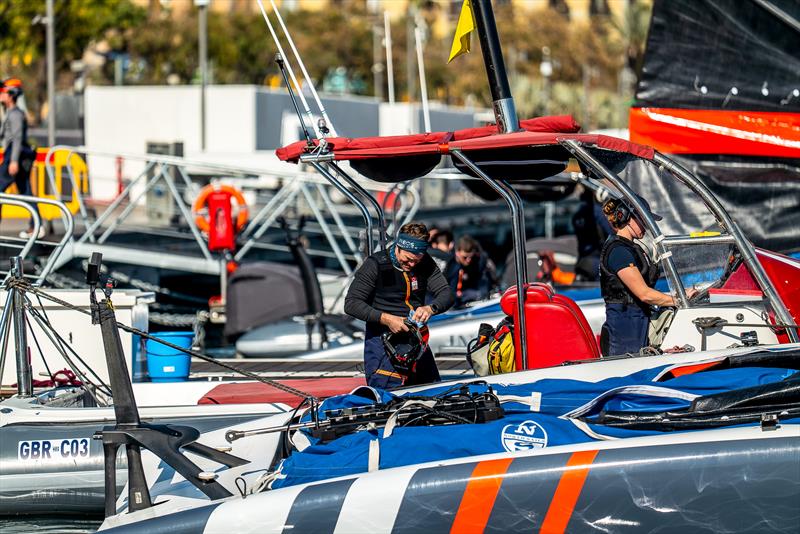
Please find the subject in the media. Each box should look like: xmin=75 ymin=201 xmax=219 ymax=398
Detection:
xmin=382 ymin=322 xmax=427 ymax=375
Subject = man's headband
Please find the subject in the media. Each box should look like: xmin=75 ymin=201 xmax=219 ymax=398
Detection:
xmin=395 ymin=233 xmax=428 ymax=254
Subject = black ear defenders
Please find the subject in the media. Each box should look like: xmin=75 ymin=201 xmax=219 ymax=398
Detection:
xmin=603 ymin=198 xmax=632 ymax=228
xmin=612 ymin=201 xmax=632 ymax=227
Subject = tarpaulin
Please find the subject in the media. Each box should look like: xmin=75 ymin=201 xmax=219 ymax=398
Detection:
xmin=269 ymin=363 xmax=795 ymax=490
xmin=635 ymin=0 xmax=800 ymax=113
xmin=629 ymin=1 xmax=800 ymax=254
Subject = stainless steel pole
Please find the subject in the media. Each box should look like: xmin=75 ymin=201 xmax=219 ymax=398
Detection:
xmin=198 ymin=2 xmax=208 ymax=151
xmin=46 ymin=0 xmax=56 ymax=148
xmin=11 ymin=258 xmax=32 ymax=397
xmin=414 ymin=25 xmax=431 ymax=133
xmin=451 ymin=150 xmax=529 ymax=370
xmin=384 ymin=11 xmax=395 ymax=105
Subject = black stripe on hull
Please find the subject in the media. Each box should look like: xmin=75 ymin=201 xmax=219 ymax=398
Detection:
xmin=282 ymin=478 xmax=356 ymax=533
xmin=391 ymin=461 xmax=477 ymax=533
xmin=483 ymin=451 xmax=571 ymax=532
xmin=104 ymin=503 xmax=220 ymax=534
xmin=569 ymin=437 xmax=800 ymax=533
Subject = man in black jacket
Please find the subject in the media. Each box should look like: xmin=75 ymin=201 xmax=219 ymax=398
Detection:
xmin=345 ymin=222 xmax=454 ymax=389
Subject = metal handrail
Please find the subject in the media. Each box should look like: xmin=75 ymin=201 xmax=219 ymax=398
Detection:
xmin=562 ymin=139 xmax=689 ymax=307
xmin=0 ymin=194 xmax=74 ymax=285
xmin=652 ymin=151 xmax=799 ymax=343
xmin=40 ymin=146 xmax=419 ymax=276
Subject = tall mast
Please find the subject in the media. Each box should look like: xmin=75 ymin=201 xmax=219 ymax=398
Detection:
xmin=471 ymin=0 xmax=520 ymax=133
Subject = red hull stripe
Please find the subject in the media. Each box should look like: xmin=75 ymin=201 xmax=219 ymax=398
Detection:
xmin=629 ymin=107 xmax=800 ymax=158
xmin=539 ymin=449 xmax=599 ymax=534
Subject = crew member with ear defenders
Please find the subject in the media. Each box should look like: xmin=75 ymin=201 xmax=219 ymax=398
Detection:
xmin=599 ymin=196 xmax=696 ymax=356
xmin=344 ymin=222 xmax=454 ymax=389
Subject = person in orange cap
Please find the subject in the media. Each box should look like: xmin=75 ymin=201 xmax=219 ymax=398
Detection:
xmin=1 ymin=78 xmax=41 ymax=238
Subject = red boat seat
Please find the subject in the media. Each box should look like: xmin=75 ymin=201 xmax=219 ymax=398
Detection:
xmin=499 ymin=284 xmax=601 ymax=370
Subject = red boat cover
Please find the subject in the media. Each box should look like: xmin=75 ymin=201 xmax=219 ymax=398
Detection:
xmin=197 ymin=377 xmax=365 ymax=407
xmin=448 ymin=132 xmax=655 ymax=160
xmin=276 ymin=115 xmax=581 ymax=162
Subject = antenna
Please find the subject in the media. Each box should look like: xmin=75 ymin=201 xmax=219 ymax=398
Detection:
xmin=269 ymin=0 xmax=338 ymax=137
xmin=277 ymin=54 xmax=314 ymax=144
xmin=255 ymin=0 xmax=321 ymax=138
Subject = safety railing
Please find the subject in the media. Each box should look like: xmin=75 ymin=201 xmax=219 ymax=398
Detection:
xmin=0 ymin=194 xmax=74 ymax=286
xmin=42 ymin=146 xmax=420 ymax=277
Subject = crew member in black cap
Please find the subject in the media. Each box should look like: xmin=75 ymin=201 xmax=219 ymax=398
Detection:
xmin=599 ymin=196 xmax=696 ymax=356
xmin=345 ymin=222 xmax=454 ymax=388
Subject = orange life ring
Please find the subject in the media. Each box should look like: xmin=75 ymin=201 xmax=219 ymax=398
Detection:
xmin=192 ymin=184 xmax=249 ymax=233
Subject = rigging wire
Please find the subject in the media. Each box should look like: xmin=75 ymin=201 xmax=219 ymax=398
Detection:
xmin=28 ymin=298 xmax=112 ymax=406
xmin=268 ymin=0 xmax=337 ymax=136
xmin=6 ymin=278 xmax=317 ymax=404
xmin=255 ymin=0 xmax=321 ymax=139
xmin=29 ymin=290 xmax=112 ymax=396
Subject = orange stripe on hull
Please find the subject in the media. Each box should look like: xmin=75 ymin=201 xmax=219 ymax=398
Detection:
xmin=450 ymin=458 xmax=514 ymax=534
xmin=629 ymin=107 xmax=800 ymax=158
xmin=539 ymin=450 xmax=599 ymax=534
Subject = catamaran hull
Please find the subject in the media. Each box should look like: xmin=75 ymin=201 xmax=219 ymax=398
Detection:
xmin=100 ymin=426 xmax=800 ymax=533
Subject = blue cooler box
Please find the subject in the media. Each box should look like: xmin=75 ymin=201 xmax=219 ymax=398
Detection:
xmin=146 ymin=331 xmax=194 ymax=382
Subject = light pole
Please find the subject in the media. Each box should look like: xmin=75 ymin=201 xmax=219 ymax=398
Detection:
xmin=46 ymin=0 xmax=55 ymax=148
xmin=196 ymin=0 xmax=208 ymax=152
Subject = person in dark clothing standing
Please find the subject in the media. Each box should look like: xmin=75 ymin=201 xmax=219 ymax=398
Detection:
xmin=428 ymin=228 xmax=453 ymax=272
xmin=444 ymin=235 xmax=497 ymax=307
xmin=572 ymin=187 xmax=612 ymax=281
xmin=0 ymin=78 xmax=40 ymax=238
xmin=345 ymin=222 xmax=454 ymax=389
xmin=599 ymin=197 xmax=696 ymax=356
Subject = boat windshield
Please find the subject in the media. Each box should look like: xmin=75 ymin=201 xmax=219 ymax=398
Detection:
xmin=580 ymin=146 xmax=747 ymax=300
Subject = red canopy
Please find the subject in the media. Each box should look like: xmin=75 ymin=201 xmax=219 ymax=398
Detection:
xmin=276 ymin=115 xmax=582 ymax=162
xmin=449 ymin=131 xmax=655 ymax=160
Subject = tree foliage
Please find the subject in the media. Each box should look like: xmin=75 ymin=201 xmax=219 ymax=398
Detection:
xmin=0 ymin=0 xmax=145 ymax=121
xmin=1 ymin=1 xmax=651 ymax=130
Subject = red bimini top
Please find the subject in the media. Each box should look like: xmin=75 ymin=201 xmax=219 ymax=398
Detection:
xmin=276 ymin=115 xmax=655 ymax=183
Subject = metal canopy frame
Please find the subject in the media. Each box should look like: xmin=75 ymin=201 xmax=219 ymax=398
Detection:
xmin=651 ymin=151 xmax=799 ymax=342
xmin=291 ymin=132 xmax=800 ymax=355
xmin=450 ymin=148 xmax=530 ymax=369
xmin=562 ymin=139 xmax=798 ymax=343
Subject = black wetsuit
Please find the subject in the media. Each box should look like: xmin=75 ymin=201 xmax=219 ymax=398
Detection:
xmin=345 ymin=249 xmax=454 ymax=388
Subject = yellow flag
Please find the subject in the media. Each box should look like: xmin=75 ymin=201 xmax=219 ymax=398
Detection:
xmin=448 ymin=0 xmax=476 ymax=63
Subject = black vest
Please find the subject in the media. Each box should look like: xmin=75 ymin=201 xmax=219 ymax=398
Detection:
xmin=370 ymin=250 xmax=435 ymax=317
xmin=599 ymin=235 xmax=659 ymax=307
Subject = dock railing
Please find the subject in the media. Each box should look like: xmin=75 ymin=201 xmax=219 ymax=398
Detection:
xmin=39 ymin=146 xmax=420 ymax=279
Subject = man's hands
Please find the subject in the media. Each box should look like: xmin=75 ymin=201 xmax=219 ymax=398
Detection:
xmin=8 ymin=161 xmax=18 ymax=177
xmin=381 ymin=313 xmax=409 ymax=333
xmin=381 ymin=306 xmax=434 ymax=333
xmin=412 ymin=305 xmax=433 ymax=324
xmin=685 ymin=287 xmax=700 ymax=301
